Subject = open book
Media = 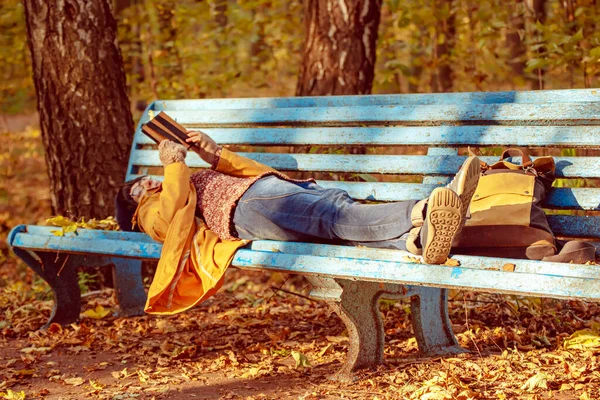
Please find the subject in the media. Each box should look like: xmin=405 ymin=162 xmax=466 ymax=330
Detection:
xmin=141 ymin=111 xmax=197 ymax=150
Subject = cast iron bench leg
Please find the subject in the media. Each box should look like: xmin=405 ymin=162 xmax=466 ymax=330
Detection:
xmin=410 ymin=287 xmax=466 ymax=356
xmin=11 ymin=248 xmax=146 ymax=327
xmin=74 ymin=256 xmax=146 ymax=318
xmin=308 ymin=277 xmax=466 ymax=380
xmin=307 ymin=277 xmax=384 ymax=380
xmin=110 ymin=258 xmax=146 ymax=317
xmin=331 ymin=279 xmax=385 ymax=380
xmin=11 ymin=248 xmax=81 ymax=328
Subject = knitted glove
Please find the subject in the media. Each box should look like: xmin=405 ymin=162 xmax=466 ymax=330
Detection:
xmin=158 ymin=140 xmax=187 ymax=166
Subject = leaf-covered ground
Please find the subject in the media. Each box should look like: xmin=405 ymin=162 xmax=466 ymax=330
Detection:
xmin=2 ymin=128 xmax=600 ymax=400
xmin=3 ymin=266 xmax=600 ymax=400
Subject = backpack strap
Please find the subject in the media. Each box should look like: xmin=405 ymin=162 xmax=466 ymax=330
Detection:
xmin=500 ymin=148 xmax=533 ymax=167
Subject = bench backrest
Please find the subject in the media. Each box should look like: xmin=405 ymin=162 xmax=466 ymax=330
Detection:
xmin=126 ymin=89 xmax=600 ymax=243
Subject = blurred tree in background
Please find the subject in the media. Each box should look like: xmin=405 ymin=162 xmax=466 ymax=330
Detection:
xmin=0 ymin=0 xmax=34 ymax=115
xmin=113 ymin=0 xmax=304 ymax=109
xmin=1 ymin=0 xmax=599 ymax=116
xmin=296 ymin=0 xmax=382 ymax=95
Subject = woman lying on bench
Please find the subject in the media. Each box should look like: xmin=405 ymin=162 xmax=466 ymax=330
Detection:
xmin=114 ymin=132 xmax=480 ymax=315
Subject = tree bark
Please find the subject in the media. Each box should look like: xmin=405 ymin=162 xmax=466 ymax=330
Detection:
xmin=408 ymin=26 xmax=427 ymax=93
xmin=434 ymin=0 xmax=456 ymax=92
xmin=562 ymin=0 xmax=577 ymax=88
xmin=506 ymin=0 xmax=527 ymax=81
xmin=213 ymin=0 xmax=228 ymax=28
xmin=250 ymin=6 xmax=268 ymax=64
xmin=113 ymin=0 xmax=146 ymax=111
xmin=23 ymin=0 xmax=134 ymax=219
xmin=113 ymin=0 xmax=132 ymax=14
xmin=156 ymin=0 xmax=189 ymax=97
xmin=528 ymin=0 xmax=546 ymax=89
xmin=296 ymin=0 xmax=382 ymax=96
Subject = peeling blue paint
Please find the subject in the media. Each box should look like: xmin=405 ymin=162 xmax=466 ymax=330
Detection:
xmin=450 ymin=268 xmax=463 ymax=278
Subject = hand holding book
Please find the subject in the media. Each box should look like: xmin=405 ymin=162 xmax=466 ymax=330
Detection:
xmin=141 ymin=111 xmax=218 ymax=166
xmin=185 ymin=130 xmax=219 ymax=166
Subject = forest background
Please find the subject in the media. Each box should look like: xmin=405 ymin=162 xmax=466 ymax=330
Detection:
xmin=2 ymin=0 xmax=600 ymax=116
xmin=1 ymin=0 xmax=600 ymax=399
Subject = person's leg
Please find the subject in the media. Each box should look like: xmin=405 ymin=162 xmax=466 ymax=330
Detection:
xmin=232 ymin=176 xmax=417 ymax=243
xmin=233 ymin=156 xmax=480 ymax=264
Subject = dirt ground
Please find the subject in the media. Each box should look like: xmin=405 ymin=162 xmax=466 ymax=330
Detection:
xmin=3 ymin=265 xmax=600 ymax=400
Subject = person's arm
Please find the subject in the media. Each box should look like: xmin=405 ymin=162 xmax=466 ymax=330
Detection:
xmin=185 ymin=130 xmax=219 ymax=167
xmin=186 ymin=130 xmax=275 ymax=177
xmin=137 ymin=141 xmax=191 ymax=241
xmin=214 ymin=147 xmax=275 ymax=177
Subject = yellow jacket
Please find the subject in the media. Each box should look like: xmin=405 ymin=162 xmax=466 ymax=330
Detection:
xmin=135 ymin=148 xmax=275 ymax=315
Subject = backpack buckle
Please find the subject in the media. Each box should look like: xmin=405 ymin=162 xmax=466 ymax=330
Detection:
xmin=524 ymin=166 xmax=538 ymax=176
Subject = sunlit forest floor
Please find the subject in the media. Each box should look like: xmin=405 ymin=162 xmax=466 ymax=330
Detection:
xmin=2 ymin=124 xmax=600 ymax=400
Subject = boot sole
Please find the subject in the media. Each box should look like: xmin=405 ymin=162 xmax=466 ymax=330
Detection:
xmin=452 ymin=157 xmax=481 ymax=229
xmin=423 ymin=188 xmax=462 ymax=264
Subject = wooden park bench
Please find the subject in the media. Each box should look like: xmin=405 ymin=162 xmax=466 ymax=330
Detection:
xmin=7 ymin=89 xmax=600 ymax=379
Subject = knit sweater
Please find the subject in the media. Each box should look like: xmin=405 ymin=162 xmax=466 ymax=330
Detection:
xmin=190 ymin=148 xmax=311 ymax=240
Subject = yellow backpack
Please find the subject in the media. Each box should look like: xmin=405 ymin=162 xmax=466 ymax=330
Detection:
xmin=452 ymin=149 xmax=557 ymax=260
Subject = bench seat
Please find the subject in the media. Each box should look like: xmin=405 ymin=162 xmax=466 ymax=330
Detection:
xmin=9 ymin=224 xmax=600 ymax=300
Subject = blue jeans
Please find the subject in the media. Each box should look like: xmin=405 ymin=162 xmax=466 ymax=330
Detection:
xmin=232 ymin=176 xmax=418 ymax=251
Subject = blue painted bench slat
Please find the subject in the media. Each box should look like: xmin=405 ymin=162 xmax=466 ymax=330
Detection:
xmin=317 ymin=182 xmax=600 ymax=210
xmin=248 ymin=241 xmax=600 ymax=277
xmin=163 ymin=103 xmax=600 ymax=125
xmin=22 ymin=225 xmax=158 ymax=242
xmin=547 ymin=215 xmax=600 ymax=238
xmin=130 ymin=153 xmax=600 ymax=178
xmin=232 ymin=250 xmax=600 ymax=300
xmin=9 ymin=225 xmax=163 ymax=259
xmin=135 ymin=126 xmax=600 ymax=147
xmin=11 ymin=225 xmax=600 ymax=282
xmin=8 ymin=88 xmax=600 ymax=380
xmin=153 ymin=89 xmax=600 ymax=110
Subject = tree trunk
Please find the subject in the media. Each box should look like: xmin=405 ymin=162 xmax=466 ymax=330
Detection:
xmin=296 ymin=0 xmax=382 ymax=96
xmin=563 ymin=0 xmax=577 ymax=88
xmin=213 ymin=0 xmax=228 ymax=28
xmin=434 ymin=0 xmax=456 ymax=92
xmin=156 ymin=0 xmax=189 ymax=97
xmin=530 ymin=0 xmax=546 ymax=26
xmin=23 ymin=0 xmax=134 ymax=219
xmin=528 ymin=0 xmax=546 ymax=89
xmin=408 ymin=26 xmax=427 ymax=93
xmin=113 ymin=0 xmax=147 ymax=111
xmin=463 ymin=0 xmax=484 ymax=90
xmin=250 ymin=7 xmax=268 ymax=64
xmin=506 ymin=0 xmax=527 ymax=85
xmin=113 ymin=0 xmax=131 ymax=14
